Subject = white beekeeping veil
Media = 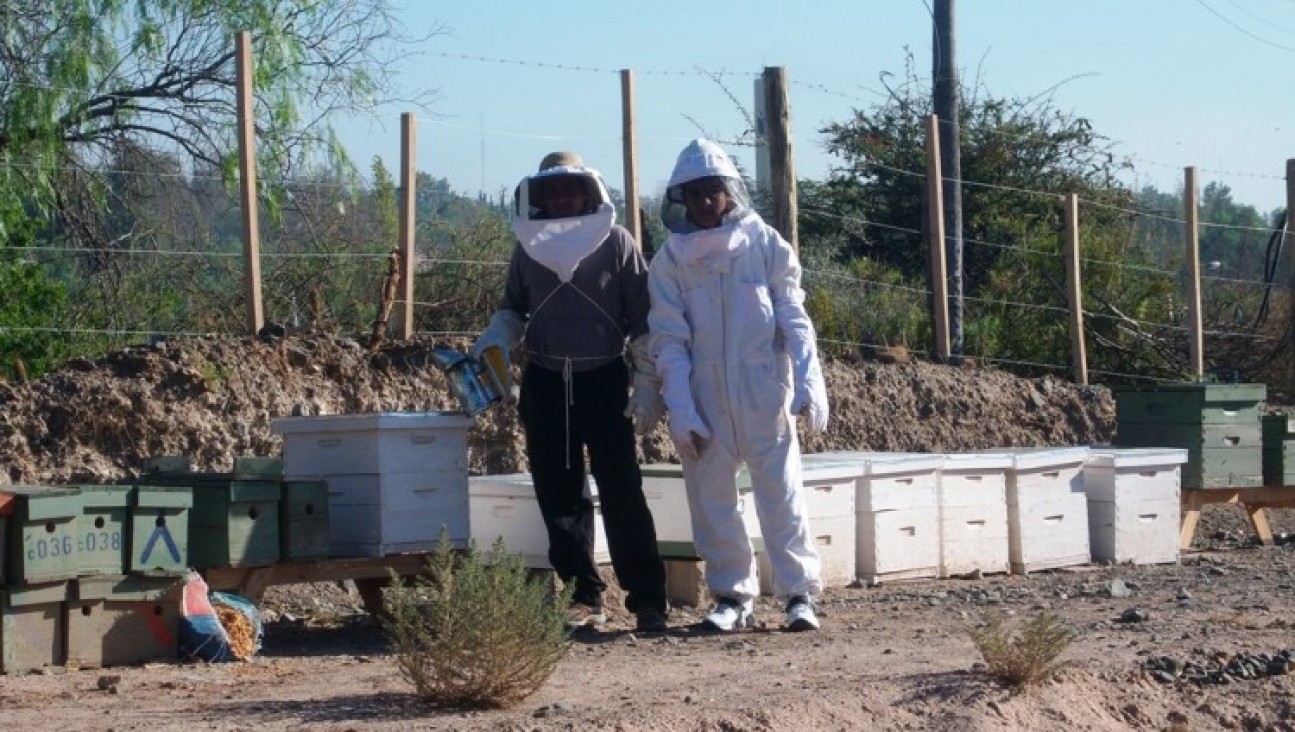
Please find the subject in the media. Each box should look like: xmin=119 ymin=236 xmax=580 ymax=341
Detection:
xmin=660 ymin=138 xmax=752 ymax=235
xmin=511 ymin=152 xmax=615 ymax=282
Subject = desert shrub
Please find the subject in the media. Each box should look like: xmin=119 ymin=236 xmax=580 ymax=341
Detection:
xmin=382 ymin=534 xmax=571 ymax=709
xmin=968 ymin=611 xmax=1075 ymax=688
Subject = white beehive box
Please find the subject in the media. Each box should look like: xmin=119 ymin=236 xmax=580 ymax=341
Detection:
xmin=468 ymin=473 xmax=610 ymax=569
xmin=852 ymin=453 xmax=942 ymax=586
xmin=272 ymin=412 xmax=472 ymax=557
xmin=641 ymin=464 xmax=761 ymax=551
xmin=1004 ymin=447 xmax=1091 ymax=573
xmin=937 ymin=452 xmax=1012 ymax=577
xmin=752 ymin=460 xmax=859 ymax=593
xmin=1085 ymin=448 xmax=1187 ymax=565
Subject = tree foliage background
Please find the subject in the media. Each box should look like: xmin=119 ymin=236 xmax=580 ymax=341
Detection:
xmin=0 ymin=9 xmax=1288 ymax=389
xmin=796 ymin=54 xmax=1288 ymax=385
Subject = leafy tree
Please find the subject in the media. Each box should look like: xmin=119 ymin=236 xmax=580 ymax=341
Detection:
xmin=0 ymin=0 xmax=427 ymax=224
xmin=0 ymin=1 xmax=433 ymax=372
xmin=0 ymin=204 xmax=70 ymax=379
xmin=799 ymin=53 xmax=1183 ymax=379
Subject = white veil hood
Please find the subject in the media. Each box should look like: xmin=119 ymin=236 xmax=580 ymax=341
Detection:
xmin=511 ymin=166 xmax=616 ymax=282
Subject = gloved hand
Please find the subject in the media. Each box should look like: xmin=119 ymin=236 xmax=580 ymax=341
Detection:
xmin=625 ymin=371 xmax=665 ymax=435
xmin=790 ymin=357 xmax=829 ymax=436
xmin=667 ymin=410 xmax=711 ymax=462
xmin=471 ymin=309 xmax=524 ymax=398
xmin=622 ymin=336 xmax=666 ymax=435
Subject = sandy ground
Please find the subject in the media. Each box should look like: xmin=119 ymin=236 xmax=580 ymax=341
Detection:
xmin=0 ymin=503 xmax=1291 ymax=731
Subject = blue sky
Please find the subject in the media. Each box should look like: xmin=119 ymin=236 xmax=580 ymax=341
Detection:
xmin=337 ymin=0 xmax=1293 ymax=214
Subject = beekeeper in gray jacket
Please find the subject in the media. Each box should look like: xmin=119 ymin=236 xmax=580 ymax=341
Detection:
xmin=472 ymin=152 xmax=669 ymax=633
xmin=648 ymin=139 xmax=829 ymax=633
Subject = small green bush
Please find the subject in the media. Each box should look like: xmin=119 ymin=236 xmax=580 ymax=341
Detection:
xmin=383 ymin=534 xmax=571 ymax=709
xmin=968 ymin=611 xmax=1075 ymax=688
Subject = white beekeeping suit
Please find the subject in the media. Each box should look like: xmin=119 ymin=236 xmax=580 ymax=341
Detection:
xmin=648 ymin=139 xmax=829 ymax=618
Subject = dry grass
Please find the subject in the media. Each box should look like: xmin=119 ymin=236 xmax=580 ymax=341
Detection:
xmin=213 ymin=601 xmax=259 ymax=661
xmin=967 ymin=611 xmax=1075 ymax=689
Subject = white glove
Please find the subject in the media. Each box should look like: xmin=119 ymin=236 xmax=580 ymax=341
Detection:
xmin=471 ymin=309 xmax=524 ymax=396
xmin=790 ymin=356 xmax=829 ymax=435
xmin=667 ymin=410 xmax=711 ymax=462
xmin=623 ymin=336 xmax=666 ymax=435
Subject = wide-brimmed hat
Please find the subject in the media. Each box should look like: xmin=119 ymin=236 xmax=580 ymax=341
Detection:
xmin=539 ymin=151 xmax=584 ymax=172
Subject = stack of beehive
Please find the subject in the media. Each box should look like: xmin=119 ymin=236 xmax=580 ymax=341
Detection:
xmin=1115 ymin=383 xmax=1265 ymax=489
xmin=0 ymin=483 xmax=191 ymax=675
xmin=273 ymin=412 xmax=472 ymax=557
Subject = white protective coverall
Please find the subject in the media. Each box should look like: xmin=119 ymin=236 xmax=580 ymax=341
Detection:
xmin=647 ymin=139 xmax=828 ymax=603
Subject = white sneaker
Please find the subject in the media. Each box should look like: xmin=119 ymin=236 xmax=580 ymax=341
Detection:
xmin=701 ymin=597 xmax=754 ymax=632
xmin=785 ymin=595 xmax=820 ymax=632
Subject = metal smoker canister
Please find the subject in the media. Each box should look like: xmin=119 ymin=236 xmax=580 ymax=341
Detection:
xmin=433 ymin=348 xmax=502 ymax=416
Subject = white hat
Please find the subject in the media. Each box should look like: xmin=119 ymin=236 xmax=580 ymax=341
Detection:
xmin=666 ymin=139 xmax=741 ymax=188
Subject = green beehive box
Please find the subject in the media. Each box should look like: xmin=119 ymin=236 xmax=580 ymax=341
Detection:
xmin=73 ymin=486 xmax=132 ymax=577
xmin=1116 ymin=383 xmax=1266 ymax=426
xmin=1115 ymin=383 xmax=1265 ymax=489
xmin=280 ymin=480 xmax=330 ymax=561
xmin=129 ymin=486 xmax=192 ymax=576
xmin=233 ymin=456 xmax=283 ymax=481
xmin=1261 ymin=414 xmax=1295 ymax=487
xmin=65 ymin=575 xmax=181 ymax=669
xmin=5 ymin=487 xmax=84 ymax=584
xmin=1 ymin=581 xmax=68 ymax=675
xmin=138 ymin=470 xmax=279 ymax=569
xmin=187 ymin=479 xmax=281 ymax=569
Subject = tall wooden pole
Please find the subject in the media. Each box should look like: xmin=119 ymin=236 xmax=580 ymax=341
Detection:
xmin=933 ymin=0 xmax=963 ymax=360
xmin=1063 ymin=194 xmax=1088 ymax=385
xmin=1284 ymin=158 xmax=1294 ymax=396
xmin=619 ymin=70 xmax=642 ymax=249
xmin=398 ymin=113 xmax=417 ymax=339
xmin=1185 ymin=166 xmax=1204 ymax=380
xmin=925 ymin=115 xmax=951 ymax=363
xmin=763 ymin=66 xmax=798 ymax=252
xmin=235 ymin=31 xmax=263 ymax=335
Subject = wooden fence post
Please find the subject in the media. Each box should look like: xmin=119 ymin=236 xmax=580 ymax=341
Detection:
xmin=1286 ymin=159 xmax=1295 ymax=396
xmin=762 ymin=66 xmax=797 ymax=252
xmin=1063 ymin=193 xmax=1088 ymax=385
xmin=619 ymin=69 xmax=642 ymax=249
xmin=398 ymin=113 xmax=417 ymax=339
xmin=1185 ymin=166 xmax=1204 ymax=381
xmin=925 ymin=115 xmax=951 ymax=363
xmin=235 ymin=31 xmax=263 ymax=335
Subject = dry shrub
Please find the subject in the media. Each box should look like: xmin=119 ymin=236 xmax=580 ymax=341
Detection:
xmin=383 ymin=534 xmax=571 ymax=709
xmin=968 ymin=611 xmax=1075 ymax=688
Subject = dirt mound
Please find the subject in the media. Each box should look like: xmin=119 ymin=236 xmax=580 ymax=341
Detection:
xmin=0 ymin=333 xmax=1116 ymax=485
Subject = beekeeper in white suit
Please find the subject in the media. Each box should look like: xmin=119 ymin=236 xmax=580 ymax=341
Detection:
xmin=648 ymin=139 xmax=829 ymax=632
xmin=472 ymin=151 xmax=669 ymax=634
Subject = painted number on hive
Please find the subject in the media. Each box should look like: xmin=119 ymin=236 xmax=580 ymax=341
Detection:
xmin=78 ymin=531 xmax=123 ymax=553
xmin=27 ymin=535 xmax=74 ymax=560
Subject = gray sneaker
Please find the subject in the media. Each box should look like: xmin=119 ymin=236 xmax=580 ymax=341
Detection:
xmin=785 ymin=595 xmax=820 ymax=632
xmin=701 ymin=597 xmax=754 ymax=632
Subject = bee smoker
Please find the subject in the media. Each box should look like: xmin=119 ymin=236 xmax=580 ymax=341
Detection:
xmin=431 ymin=346 xmax=507 ymax=416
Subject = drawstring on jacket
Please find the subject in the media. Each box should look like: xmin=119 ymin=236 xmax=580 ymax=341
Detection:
xmin=524 ymin=280 xmax=626 ymax=471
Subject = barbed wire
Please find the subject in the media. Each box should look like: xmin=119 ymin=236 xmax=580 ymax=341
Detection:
xmin=430 ymin=52 xmax=761 ymax=79
xmin=6 ymin=55 xmax=1287 ymax=203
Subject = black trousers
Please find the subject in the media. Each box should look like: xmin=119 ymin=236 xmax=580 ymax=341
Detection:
xmin=519 ymin=358 xmax=667 ymax=614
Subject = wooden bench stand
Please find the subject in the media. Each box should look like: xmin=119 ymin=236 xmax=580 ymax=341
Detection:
xmin=1180 ymin=487 xmax=1295 ymax=549
xmin=203 ymin=554 xmax=434 ymax=615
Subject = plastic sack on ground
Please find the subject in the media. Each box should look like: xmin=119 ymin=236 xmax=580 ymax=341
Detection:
xmin=178 ymin=571 xmax=263 ymax=662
